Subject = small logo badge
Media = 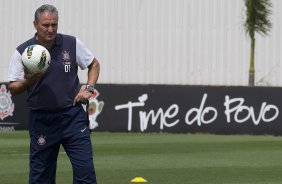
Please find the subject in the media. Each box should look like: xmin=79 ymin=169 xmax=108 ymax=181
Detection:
xmin=37 ymin=134 xmax=46 ymax=146
xmin=0 ymin=84 xmax=15 ymax=120
xmin=81 ymin=127 xmax=87 ymax=132
xmin=61 ymin=51 xmax=70 ymax=61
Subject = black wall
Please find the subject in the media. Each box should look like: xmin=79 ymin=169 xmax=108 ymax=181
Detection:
xmin=1 ymin=83 xmax=281 ymax=135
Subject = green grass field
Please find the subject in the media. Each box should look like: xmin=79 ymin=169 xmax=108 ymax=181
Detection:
xmin=1 ymin=132 xmax=282 ymax=184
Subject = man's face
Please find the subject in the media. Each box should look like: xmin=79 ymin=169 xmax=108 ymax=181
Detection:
xmin=33 ymin=11 xmax=58 ymax=43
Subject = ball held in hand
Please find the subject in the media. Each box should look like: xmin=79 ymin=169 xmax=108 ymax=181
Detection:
xmin=21 ymin=44 xmax=51 ymax=74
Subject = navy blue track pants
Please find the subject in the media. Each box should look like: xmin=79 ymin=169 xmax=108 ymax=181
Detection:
xmin=28 ymin=105 xmax=97 ymax=184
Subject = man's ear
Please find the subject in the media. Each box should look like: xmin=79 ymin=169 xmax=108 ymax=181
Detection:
xmin=33 ymin=21 xmax=37 ymax=29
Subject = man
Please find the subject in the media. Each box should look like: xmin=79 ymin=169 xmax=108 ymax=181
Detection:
xmin=8 ymin=4 xmax=99 ymax=184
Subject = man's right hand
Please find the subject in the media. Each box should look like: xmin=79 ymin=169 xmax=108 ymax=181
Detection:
xmin=8 ymin=70 xmax=46 ymax=96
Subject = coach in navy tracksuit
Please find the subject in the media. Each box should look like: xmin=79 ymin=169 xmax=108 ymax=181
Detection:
xmin=8 ymin=4 xmax=99 ymax=184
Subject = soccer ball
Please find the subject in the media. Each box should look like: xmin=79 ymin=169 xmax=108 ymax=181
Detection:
xmin=21 ymin=44 xmax=51 ymax=74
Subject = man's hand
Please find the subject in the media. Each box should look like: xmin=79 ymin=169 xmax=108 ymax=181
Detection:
xmin=24 ymin=68 xmax=46 ymax=81
xmin=73 ymin=89 xmax=93 ymax=106
xmin=8 ymin=70 xmax=46 ymax=96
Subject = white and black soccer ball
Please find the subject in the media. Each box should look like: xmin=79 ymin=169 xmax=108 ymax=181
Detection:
xmin=21 ymin=44 xmax=51 ymax=74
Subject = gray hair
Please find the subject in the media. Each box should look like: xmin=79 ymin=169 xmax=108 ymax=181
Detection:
xmin=34 ymin=4 xmax=58 ymax=22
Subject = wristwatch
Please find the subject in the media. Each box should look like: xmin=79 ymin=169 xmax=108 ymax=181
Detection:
xmin=82 ymin=85 xmax=95 ymax=94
